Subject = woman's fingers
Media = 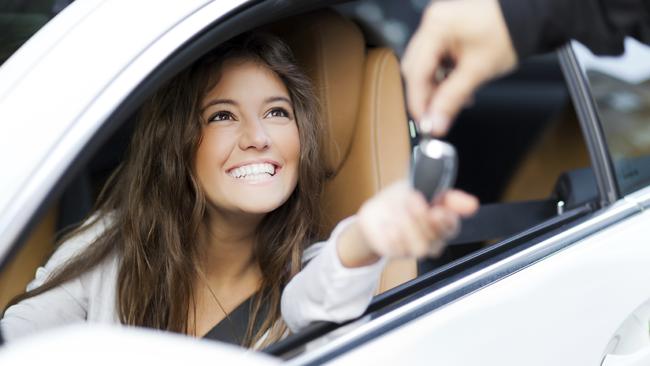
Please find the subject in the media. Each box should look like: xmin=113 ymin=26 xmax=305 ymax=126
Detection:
xmin=428 ymin=207 xmax=460 ymax=240
xmin=405 ymin=191 xmax=436 ymax=256
xmin=356 ymin=182 xmax=479 ymax=260
xmin=438 ymin=189 xmax=479 ymax=217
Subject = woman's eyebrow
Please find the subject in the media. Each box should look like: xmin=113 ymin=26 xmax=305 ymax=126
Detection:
xmin=265 ymin=96 xmax=291 ymax=104
xmin=201 ymin=98 xmax=237 ymax=112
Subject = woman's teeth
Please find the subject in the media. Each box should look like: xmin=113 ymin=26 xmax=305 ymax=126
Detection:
xmin=229 ymin=163 xmax=276 ymax=180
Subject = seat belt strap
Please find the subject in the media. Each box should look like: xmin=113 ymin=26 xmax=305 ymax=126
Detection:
xmin=449 ymin=199 xmax=558 ymax=245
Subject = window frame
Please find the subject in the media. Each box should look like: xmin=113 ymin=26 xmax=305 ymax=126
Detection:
xmin=268 ymin=48 xmax=645 ymax=363
xmin=557 ymin=44 xmax=621 ymax=207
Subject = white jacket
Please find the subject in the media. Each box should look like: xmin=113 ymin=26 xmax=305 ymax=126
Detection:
xmin=1 ymin=216 xmax=385 ymax=341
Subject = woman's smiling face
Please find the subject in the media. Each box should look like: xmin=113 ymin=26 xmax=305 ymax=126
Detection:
xmin=196 ymin=59 xmax=300 ymax=217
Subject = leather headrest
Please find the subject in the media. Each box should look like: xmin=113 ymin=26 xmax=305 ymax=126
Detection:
xmin=266 ymin=9 xmax=365 ymax=172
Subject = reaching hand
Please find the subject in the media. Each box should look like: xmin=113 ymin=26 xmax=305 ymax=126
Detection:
xmin=337 ymin=181 xmax=478 ymax=268
xmin=401 ymin=0 xmax=517 ymax=136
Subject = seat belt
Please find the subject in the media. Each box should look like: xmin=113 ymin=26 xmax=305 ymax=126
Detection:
xmin=449 ymin=199 xmax=558 ymax=245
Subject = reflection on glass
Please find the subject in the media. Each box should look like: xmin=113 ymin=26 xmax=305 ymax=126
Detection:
xmin=572 ymin=38 xmax=650 ymax=194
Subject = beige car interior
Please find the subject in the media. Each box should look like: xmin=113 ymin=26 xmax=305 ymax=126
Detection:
xmin=503 ymin=106 xmax=590 ymax=202
xmin=268 ymin=9 xmax=417 ymax=292
xmin=0 ymin=9 xmax=415 ymax=310
xmin=0 ymin=208 xmax=56 ymax=309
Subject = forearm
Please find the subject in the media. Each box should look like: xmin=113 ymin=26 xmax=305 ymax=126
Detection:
xmin=281 ymin=218 xmax=386 ymax=332
xmin=499 ymin=0 xmax=650 ymax=58
xmin=335 ymin=219 xmax=381 ymax=268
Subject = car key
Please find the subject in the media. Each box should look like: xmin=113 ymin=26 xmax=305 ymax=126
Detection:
xmin=411 ymin=137 xmax=457 ymax=203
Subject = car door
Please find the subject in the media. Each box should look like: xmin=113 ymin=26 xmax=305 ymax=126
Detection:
xmin=281 ymin=39 xmax=650 ymax=365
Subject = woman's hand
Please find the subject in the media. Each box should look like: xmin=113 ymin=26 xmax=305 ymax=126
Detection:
xmin=337 ymin=181 xmax=478 ymax=268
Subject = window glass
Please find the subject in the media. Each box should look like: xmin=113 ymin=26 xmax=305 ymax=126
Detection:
xmin=0 ymin=0 xmax=72 ymax=66
xmin=572 ymin=38 xmax=650 ymax=195
xmin=336 ymin=0 xmax=596 ymax=274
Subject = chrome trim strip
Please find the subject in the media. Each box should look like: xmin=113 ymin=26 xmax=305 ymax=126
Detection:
xmin=290 ymin=200 xmax=641 ymax=365
xmin=625 ymin=185 xmax=650 ymax=210
xmin=558 ymin=45 xmax=619 ymax=206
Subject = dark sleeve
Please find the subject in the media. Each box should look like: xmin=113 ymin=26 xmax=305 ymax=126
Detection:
xmin=499 ymin=0 xmax=650 ymax=58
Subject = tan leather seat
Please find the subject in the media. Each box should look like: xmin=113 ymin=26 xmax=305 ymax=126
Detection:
xmin=0 ymin=207 xmax=57 ymax=310
xmin=269 ymin=9 xmax=416 ymax=291
xmin=503 ymin=107 xmax=590 ymax=202
xmin=0 ymin=11 xmax=416 ymax=308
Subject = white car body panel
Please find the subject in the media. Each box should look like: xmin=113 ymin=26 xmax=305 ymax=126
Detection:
xmin=0 ymin=324 xmax=278 ymax=365
xmin=0 ymin=0 xmax=248 ymax=260
xmin=0 ymin=0 xmax=105 ymax=101
xmin=336 ymin=188 xmax=650 ymax=366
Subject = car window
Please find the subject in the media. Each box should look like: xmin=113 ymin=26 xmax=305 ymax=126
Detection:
xmin=336 ymin=0 xmax=598 ymax=274
xmin=572 ymin=38 xmax=650 ymax=196
xmin=0 ymin=0 xmax=72 ymax=66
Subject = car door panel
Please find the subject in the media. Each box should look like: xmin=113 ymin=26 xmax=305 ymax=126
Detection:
xmin=336 ymin=189 xmax=650 ymax=365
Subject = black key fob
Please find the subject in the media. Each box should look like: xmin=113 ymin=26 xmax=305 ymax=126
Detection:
xmin=411 ymin=138 xmax=457 ymax=202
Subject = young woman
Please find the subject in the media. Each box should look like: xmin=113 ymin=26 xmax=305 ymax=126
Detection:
xmin=1 ymin=33 xmax=477 ymax=348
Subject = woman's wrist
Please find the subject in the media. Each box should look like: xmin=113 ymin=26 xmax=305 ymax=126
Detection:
xmin=336 ymin=220 xmax=381 ymax=268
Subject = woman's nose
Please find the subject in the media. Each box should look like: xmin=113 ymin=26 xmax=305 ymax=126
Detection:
xmin=239 ymin=118 xmax=271 ymax=150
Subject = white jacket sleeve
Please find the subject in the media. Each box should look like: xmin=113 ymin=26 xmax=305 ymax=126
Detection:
xmin=1 ymin=267 xmax=88 ymax=341
xmin=0 ymin=218 xmax=109 ymax=341
xmin=281 ymin=217 xmax=387 ymax=333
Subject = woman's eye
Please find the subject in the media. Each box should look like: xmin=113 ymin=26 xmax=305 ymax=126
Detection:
xmin=209 ymin=111 xmax=234 ymax=122
xmin=266 ymin=108 xmax=290 ymax=118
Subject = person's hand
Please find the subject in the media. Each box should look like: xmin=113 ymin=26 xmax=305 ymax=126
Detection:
xmin=401 ymin=0 xmax=518 ymax=136
xmin=337 ymin=181 xmax=478 ymax=268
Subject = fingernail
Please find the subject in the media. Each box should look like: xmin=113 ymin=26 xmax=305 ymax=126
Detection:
xmin=429 ymin=112 xmax=449 ymax=136
xmin=420 ymin=114 xmax=434 ymax=135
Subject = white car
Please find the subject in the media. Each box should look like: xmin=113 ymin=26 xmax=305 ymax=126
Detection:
xmin=1 ymin=1 xmax=649 ymax=365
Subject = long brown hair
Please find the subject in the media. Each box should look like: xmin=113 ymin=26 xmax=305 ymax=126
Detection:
xmin=6 ymin=32 xmax=328 ymax=348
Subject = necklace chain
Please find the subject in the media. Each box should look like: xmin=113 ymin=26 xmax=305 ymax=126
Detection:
xmin=197 ymin=268 xmax=242 ymax=345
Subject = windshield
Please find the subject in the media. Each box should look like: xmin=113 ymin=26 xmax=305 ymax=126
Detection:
xmin=0 ymin=0 xmax=72 ymax=66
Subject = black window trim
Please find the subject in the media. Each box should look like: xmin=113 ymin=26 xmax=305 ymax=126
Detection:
xmin=558 ymin=44 xmax=620 ymax=207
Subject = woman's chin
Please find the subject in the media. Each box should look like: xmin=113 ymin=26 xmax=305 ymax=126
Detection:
xmin=235 ymin=197 xmax=287 ymax=215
